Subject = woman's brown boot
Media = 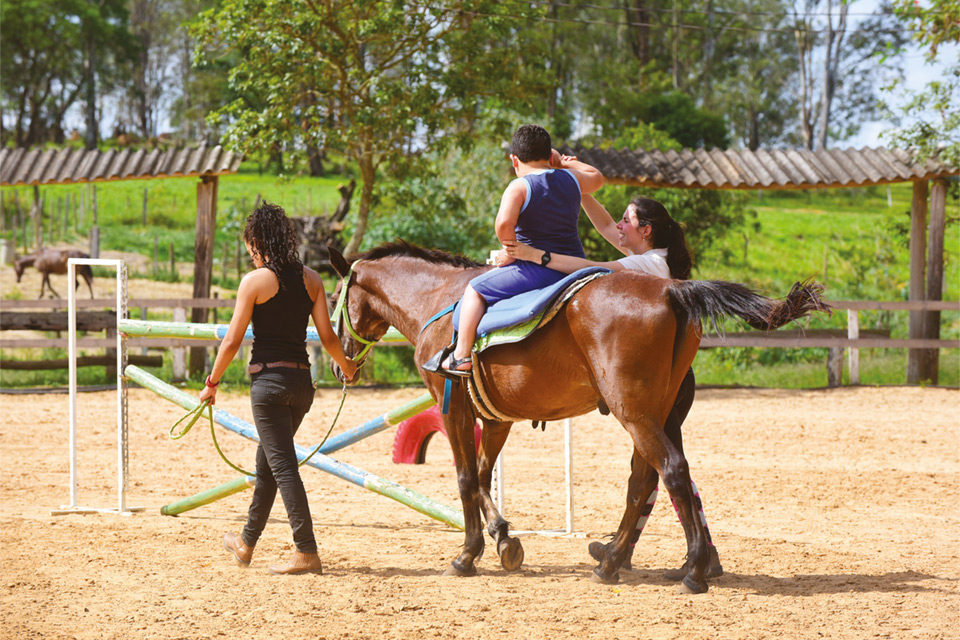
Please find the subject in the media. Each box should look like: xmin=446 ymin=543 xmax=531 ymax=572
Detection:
xmin=268 ymin=551 xmax=323 ymax=576
xmin=222 ymin=532 xmax=254 ymax=567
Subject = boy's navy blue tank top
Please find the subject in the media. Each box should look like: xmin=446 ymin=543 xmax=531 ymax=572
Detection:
xmin=514 ymin=168 xmax=585 ymax=258
xmin=250 ymin=264 xmax=313 ymax=366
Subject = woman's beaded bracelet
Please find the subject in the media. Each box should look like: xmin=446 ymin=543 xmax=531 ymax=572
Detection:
xmin=205 ymin=375 xmax=220 ymax=388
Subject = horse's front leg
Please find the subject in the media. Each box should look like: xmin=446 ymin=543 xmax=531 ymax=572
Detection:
xmin=43 ymin=274 xmax=60 ymax=299
xmin=477 ymin=419 xmax=524 ymax=571
xmin=440 ymin=385 xmax=485 ymax=577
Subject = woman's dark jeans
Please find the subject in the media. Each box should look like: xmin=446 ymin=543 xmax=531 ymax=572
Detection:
xmin=241 ymin=369 xmax=317 ymax=553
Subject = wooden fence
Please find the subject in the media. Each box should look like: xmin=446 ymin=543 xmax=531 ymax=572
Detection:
xmin=2 ymin=297 xmax=958 ymax=386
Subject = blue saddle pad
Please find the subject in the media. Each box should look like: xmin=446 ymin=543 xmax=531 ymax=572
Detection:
xmin=452 ymin=267 xmax=611 ymax=338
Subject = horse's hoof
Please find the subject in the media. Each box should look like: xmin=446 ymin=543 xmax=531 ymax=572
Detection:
xmin=665 ymin=547 xmax=723 ymax=581
xmin=442 ymin=560 xmax=477 ymax=577
xmin=678 ymin=575 xmax=708 ymax=595
xmin=590 ymin=567 xmax=620 ymax=585
xmin=497 ymin=537 xmax=524 ymax=572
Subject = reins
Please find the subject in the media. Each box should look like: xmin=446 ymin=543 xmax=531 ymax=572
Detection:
xmin=168 ymin=387 xmax=348 ymax=477
xmin=168 ymin=260 xmax=376 ymax=476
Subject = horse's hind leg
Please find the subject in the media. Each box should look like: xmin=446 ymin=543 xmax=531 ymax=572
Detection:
xmin=592 ymin=455 xmax=659 ymax=585
xmin=79 ymin=271 xmax=95 ymax=298
xmin=622 ymin=415 xmax=709 ymax=594
xmin=477 ymin=419 xmax=524 ymax=571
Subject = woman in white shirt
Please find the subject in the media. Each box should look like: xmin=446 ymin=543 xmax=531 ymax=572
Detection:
xmin=499 ymin=192 xmax=690 ymax=281
xmin=501 ymin=192 xmax=722 ymax=580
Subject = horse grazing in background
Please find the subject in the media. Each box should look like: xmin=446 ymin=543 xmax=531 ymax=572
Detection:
xmin=14 ymin=249 xmax=95 ymax=299
xmin=328 ymin=242 xmax=828 ymax=594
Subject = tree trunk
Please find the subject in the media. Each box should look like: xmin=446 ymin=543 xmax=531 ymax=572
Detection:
xmin=625 ymin=0 xmax=650 ymax=78
xmin=306 ymin=145 xmax=325 ymax=177
xmin=815 ymin=0 xmax=847 ymax=151
xmin=84 ymin=29 xmax=98 ymax=150
xmin=343 ymin=156 xmax=374 ymax=256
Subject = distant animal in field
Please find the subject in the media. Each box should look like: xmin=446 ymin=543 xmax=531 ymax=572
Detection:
xmin=14 ymin=249 xmax=95 ymax=299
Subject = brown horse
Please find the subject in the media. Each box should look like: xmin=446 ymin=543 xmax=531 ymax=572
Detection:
xmin=328 ymin=242 xmax=827 ymax=594
xmin=14 ymin=249 xmax=95 ymax=299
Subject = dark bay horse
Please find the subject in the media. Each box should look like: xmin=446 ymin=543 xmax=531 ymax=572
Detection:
xmin=328 ymin=242 xmax=827 ymax=594
xmin=14 ymin=249 xmax=95 ymax=299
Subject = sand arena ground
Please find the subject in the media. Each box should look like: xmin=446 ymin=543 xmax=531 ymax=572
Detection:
xmin=0 ymin=385 xmax=957 ymax=640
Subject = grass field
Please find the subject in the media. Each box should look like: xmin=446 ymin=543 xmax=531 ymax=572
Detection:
xmin=2 ymin=170 xmax=957 ymax=388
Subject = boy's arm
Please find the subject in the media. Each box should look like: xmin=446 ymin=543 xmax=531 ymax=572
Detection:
xmin=502 ymin=240 xmax=626 ymax=273
xmin=494 ymin=179 xmax=527 ymax=245
xmin=581 ymin=193 xmax=626 ymax=256
xmin=558 ymin=155 xmax=604 ymax=195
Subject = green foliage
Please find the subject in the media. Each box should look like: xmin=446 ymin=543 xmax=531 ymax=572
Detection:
xmin=193 ymin=0 xmax=540 ymax=253
xmin=364 ymin=137 xmax=506 ymax=260
xmin=591 ymin=89 xmax=729 ymax=149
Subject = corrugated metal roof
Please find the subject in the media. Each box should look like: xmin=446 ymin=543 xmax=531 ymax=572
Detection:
xmin=560 ymin=146 xmax=958 ymax=190
xmin=0 ymin=145 xmax=243 ymax=186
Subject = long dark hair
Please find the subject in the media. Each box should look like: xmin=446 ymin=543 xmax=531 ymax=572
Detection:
xmin=631 ymin=197 xmax=692 ymax=280
xmin=242 ymin=201 xmax=303 ymax=286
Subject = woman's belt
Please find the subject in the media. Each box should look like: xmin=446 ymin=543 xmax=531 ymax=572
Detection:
xmin=248 ymin=361 xmax=310 ymax=374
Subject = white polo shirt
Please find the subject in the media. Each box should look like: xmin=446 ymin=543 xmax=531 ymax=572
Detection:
xmin=616 ymin=248 xmax=670 ymax=279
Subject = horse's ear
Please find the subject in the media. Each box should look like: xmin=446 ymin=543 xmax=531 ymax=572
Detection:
xmin=328 ymin=245 xmax=350 ymax=278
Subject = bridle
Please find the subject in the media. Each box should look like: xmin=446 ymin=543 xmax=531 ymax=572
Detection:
xmin=331 ymin=259 xmax=379 ymax=367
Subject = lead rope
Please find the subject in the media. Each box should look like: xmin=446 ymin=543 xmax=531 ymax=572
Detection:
xmin=168 ymin=384 xmax=348 ymax=477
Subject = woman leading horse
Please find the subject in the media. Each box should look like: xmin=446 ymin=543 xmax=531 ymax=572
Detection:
xmin=327 ymin=242 xmax=826 ymax=593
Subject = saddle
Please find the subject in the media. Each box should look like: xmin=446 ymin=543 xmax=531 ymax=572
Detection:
xmin=422 ymin=267 xmax=611 ymax=422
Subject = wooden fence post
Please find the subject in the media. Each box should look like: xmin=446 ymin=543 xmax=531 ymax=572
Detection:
xmin=89 ymin=225 xmax=100 ymax=258
xmin=190 ymin=175 xmax=218 ymax=378
xmin=827 ymin=348 xmax=843 ymax=388
xmin=907 ymin=180 xmax=928 ymax=383
xmin=142 ymin=188 xmax=149 ymax=225
xmin=172 ymin=306 xmax=187 ymax=382
xmin=920 ymin=179 xmax=948 ymax=384
xmin=847 ymin=310 xmax=860 ymax=385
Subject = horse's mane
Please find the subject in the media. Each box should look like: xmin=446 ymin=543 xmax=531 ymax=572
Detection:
xmin=352 ymin=240 xmax=482 ymax=269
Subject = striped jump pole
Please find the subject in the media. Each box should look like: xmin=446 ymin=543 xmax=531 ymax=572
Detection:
xmin=124 ymin=365 xmax=462 ymax=530
xmin=118 ymin=319 xmax=408 ymax=344
xmin=161 ymin=392 xmax=437 ymax=515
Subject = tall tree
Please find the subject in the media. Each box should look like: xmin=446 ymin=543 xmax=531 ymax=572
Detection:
xmin=792 ymin=0 xmax=906 ymax=149
xmin=195 ymin=0 xmax=538 ymax=254
xmin=121 ymin=0 xmax=183 ymax=139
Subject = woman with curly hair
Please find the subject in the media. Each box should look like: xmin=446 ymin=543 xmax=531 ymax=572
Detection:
xmin=199 ymin=201 xmax=357 ymax=576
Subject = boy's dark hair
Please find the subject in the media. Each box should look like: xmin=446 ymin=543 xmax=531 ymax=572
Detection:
xmin=511 ymin=124 xmax=552 ymax=163
xmin=243 ymin=201 xmax=303 ymax=287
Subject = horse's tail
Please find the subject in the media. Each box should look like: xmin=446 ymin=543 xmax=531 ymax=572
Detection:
xmin=666 ymin=278 xmax=830 ymax=332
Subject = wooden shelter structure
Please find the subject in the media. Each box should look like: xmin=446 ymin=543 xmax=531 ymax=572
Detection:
xmin=1 ymin=144 xmax=243 ymax=376
xmin=561 ymin=145 xmax=958 ymax=384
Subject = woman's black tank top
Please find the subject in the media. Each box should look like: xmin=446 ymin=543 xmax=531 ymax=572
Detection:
xmin=249 ymin=264 xmax=313 ymax=366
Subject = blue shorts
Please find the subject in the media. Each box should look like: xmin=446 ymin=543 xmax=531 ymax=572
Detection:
xmin=469 ymin=261 xmax=568 ymax=305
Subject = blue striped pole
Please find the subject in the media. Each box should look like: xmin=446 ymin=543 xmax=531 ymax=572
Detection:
xmin=125 ymin=365 xmax=461 ymax=529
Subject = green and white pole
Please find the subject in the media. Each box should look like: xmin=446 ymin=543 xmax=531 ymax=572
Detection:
xmin=118 ymin=319 xmax=407 ymax=344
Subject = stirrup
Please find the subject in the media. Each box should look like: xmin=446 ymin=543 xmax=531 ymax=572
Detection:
xmin=441 ymin=353 xmax=473 ymax=378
